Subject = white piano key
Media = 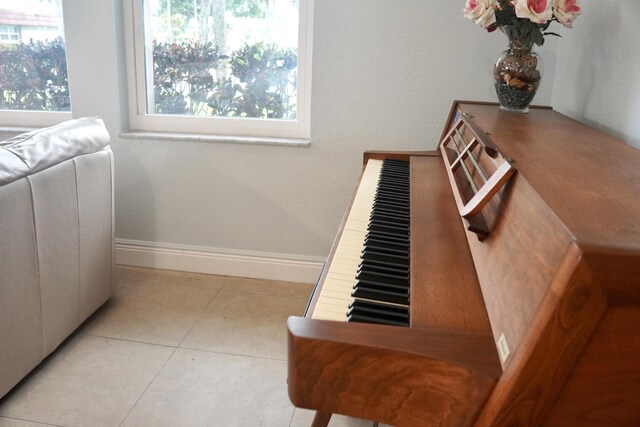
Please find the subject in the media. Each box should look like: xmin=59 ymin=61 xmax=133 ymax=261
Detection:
xmin=311 ymin=159 xmax=383 ymax=321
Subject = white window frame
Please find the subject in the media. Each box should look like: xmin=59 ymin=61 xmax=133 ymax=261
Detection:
xmin=0 ymin=25 xmax=20 ymax=43
xmin=123 ymin=0 xmax=313 ymax=140
xmin=0 ymin=111 xmax=72 ymax=128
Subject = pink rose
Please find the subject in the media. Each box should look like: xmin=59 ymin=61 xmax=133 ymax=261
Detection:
xmin=464 ymin=0 xmax=498 ymax=30
xmin=513 ymin=0 xmax=553 ymax=24
xmin=554 ymin=0 xmax=581 ymax=27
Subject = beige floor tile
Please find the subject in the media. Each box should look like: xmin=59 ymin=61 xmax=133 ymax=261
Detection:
xmin=0 ymin=418 xmax=56 ymax=427
xmin=82 ymin=279 xmax=218 ymax=346
xmin=121 ymin=348 xmax=293 ymax=427
xmin=115 ymin=265 xmax=226 ymax=290
xmin=180 ymin=288 xmax=307 ymax=359
xmin=222 ymin=276 xmax=314 ymax=299
xmin=0 ymin=335 xmax=173 ymax=427
xmin=290 ymin=408 xmax=379 ymax=427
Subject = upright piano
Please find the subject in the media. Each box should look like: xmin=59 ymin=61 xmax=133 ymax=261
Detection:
xmin=287 ymin=101 xmax=640 ymax=427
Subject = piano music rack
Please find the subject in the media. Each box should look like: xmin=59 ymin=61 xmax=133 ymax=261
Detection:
xmin=439 ymin=112 xmax=516 ymax=239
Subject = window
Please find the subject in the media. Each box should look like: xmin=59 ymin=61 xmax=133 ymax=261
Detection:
xmin=0 ymin=25 xmax=19 ymax=43
xmin=0 ymin=0 xmax=71 ymax=127
xmin=124 ymin=0 xmax=313 ymax=139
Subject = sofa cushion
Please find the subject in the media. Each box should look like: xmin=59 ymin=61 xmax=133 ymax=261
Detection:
xmin=0 ymin=117 xmax=109 ymax=186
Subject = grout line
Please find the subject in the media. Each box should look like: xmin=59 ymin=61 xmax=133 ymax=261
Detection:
xmin=176 ymin=345 xmax=288 ymax=362
xmin=0 ymin=415 xmax=63 ymax=427
xmin=79 ymin=332 xmax=178 ymax=349
xmin=117 ymin=345 xmax=179 ymax=427
xmin=175 ymin=286 xmax=222 ymax=349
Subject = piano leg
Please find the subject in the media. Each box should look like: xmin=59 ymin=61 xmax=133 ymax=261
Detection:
xmin=311 ymin=411 xmax=380 ymax=427
xmin=311 ymin=411 xmax=332 ymax=427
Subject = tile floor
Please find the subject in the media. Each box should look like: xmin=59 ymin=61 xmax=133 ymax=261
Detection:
xmin=0 ymin=266 xmax=379 ymax=427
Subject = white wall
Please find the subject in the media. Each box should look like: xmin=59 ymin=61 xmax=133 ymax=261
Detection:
xmin=551 ymin=1 xmax=640 ymax=149
xmin=59 ymin=1 xmax=561 ymax=280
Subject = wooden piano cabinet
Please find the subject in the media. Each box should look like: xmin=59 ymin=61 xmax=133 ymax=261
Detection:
xmin=545 ymin=306 xmax=640 ymax=426
xmin=450 ymin=101 xmax=640 ymax=426
xmin=287 ymin=318 xmax=501 ymax=427
xmin=288 ymin=101 xmax=640 ymax=427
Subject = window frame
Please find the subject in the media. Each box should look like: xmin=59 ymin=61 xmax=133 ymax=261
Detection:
xmin=123 ymin=0 xmax=314 ymax=140
xmin=0 ymin=111 xmax=72 ymax=128
xmin=0 ymin=25 xmax=20 ymax=43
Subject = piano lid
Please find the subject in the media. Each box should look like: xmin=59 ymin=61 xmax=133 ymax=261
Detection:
xmin=456 ymin=102 xmax=640 ymax=252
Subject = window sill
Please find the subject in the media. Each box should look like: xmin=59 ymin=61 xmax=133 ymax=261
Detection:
xmin=119 ymin=131 xmax=311 ymax=147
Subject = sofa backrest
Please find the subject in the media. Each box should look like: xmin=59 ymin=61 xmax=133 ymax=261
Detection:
xmin=0 ymin=117 xmax=110 ymax=186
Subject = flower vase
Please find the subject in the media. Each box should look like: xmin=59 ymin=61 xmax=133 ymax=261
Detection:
xmin=493 ymin=26 xmax=542 ymax=113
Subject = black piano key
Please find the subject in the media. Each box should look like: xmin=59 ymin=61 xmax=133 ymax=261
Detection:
xmin=358 ymin=255 xmax=408 ymax=270
xmin=369 ymin=210 xmax=408 ymax=222
xmin=369 ymin=215 xmax=409 ymax=226
xmin=368 ymin=223 xmax=409 ymax=235
xmin=347 ymin=300 xmax=410 ymax=326
xmin=377 ymin=180 xmax=409 ymax=188
xmin=368 ymin=220 xmax=409 ymax=233
xmin=366 ymin=230 xmax=409 ymax=243
xmin=380 ymin=170 xmax=408 ymax=178
xmin=352 ymin=284 xmax=410 ymax=306
xmin=356 ymin=269 xmax=409 ymax=287
xmin=376 ymin=188 xmax=408 ymax=196
xmin=361 ymin=244 xmax=408 ymax=258
xmin=375 ymin=191 xmax=409 ymax=200
xmin=354 ymin=277 xmax=409 ymax=291
xmin=372 ymin=199 xmax=409 ymax=210
xmin=365 ymin=235 xmax=409 ymax=248
xmin=369 ymin=213 xmax=410 ymax=223
xmin=361 ymin=249 xmax=409 ymax=266
xmin=362 ymin=246 xmax=409 ymax=257
xmin=379 ymin=172 xmax=408 ymax=178
xmin=349 ymin=299 xmax=409 ymax=317
xmin=375 ymin=191 xmax=409 ymax=201
xmin=365 ymin=231 xmax=410 ymax=242
xmin=372 ymin=208 xmax=408 ymax=217
xmin=347 ymin=312 xmax=409 ymax=327
xmin=358 ymin=260 xmax=409 ymax=276
xmin=370 ymin=212 xmax=409 ymax=224
xmin=366 ymin=233 xmax=409 ymax=243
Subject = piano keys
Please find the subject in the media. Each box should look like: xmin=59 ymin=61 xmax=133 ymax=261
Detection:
xmin=312 ymin=158 xmax=411 ymax=326
xmin=288 ymin=101 xmax=640 ymax=427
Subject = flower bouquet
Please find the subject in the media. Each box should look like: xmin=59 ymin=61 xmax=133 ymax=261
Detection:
xmin=464 ymin=0 xmax=582 ymax=112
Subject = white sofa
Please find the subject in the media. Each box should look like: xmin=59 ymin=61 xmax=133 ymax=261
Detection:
xmin=0 ymin=117 xmax=114 ymax=399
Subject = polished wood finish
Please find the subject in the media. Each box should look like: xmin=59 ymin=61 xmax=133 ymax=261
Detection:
xmin=453 ymin=102 xmax=640 ymax=426
xmin=288 ymin=318 xmax=501 ymax=427
xmin=363 ymin=150 xmax=439 ymax=164
xmin=288 ymin=100 xmax=640 ymax=426
xmin=409 ymin=156 xmax=492 ymax=333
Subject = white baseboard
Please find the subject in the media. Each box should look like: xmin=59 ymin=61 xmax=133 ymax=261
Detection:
xmin=115 ymin=239 xmax=324 ymax=284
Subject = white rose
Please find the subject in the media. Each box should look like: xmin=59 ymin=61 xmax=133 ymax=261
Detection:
xmin=554 ymin=0 xmax=581 ymax=28
xmin=513 ymin=0 xmax=553 ymax=24
xmin=464 ymin=0 xmax=498 ymax=30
